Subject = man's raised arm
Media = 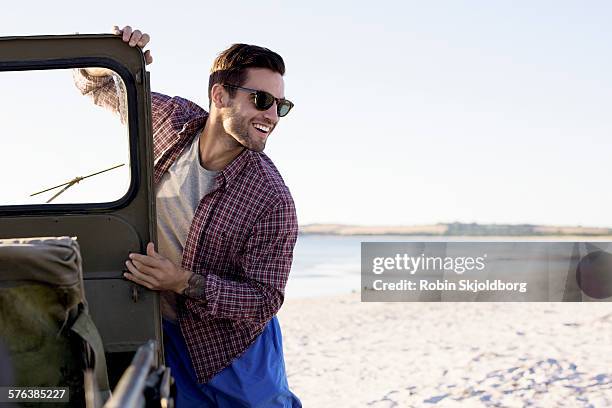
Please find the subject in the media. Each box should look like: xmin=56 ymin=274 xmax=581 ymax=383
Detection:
xmin=72 ymin=26 xmax=153 ymax=122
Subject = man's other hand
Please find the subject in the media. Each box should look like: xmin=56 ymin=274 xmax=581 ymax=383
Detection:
xmin=85 ymin=25 xmax=153 ymax=77
xmin=125 ymin=242 xmax=192 ymax=293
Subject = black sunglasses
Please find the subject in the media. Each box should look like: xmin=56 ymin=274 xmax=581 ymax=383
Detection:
xmin=223 ymin=84 xmax=294 ymax=117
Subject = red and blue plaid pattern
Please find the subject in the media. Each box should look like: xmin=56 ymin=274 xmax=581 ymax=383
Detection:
xmin=74 ymin=70 xmax=298 ymax=383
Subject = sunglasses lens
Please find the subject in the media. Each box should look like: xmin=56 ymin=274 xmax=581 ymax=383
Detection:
xmin=254 ymin=91 xmax=275 ymax=110
xmin=278 ymin=101 xmax=293 ymax=117
xmin=251 ymin=89 xmax=293 ymax=117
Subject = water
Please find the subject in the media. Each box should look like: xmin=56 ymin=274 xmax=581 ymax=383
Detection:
xmin=286 ymin=234 xmax=422 ymax=298
xmin=284 ymin=234 xmax=511 ymax=298
xmin=285 ymin=235 xmax=610 ymax=299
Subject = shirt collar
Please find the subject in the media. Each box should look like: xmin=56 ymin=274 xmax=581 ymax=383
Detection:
xmin=216 ymin=149 xmax=254 ymax=189
xmin=181 ymin=115 xmax=207 ymax=141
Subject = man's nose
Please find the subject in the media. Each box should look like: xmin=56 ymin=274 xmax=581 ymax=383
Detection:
xmin=262 ymin=103 xmax=279 ymax=123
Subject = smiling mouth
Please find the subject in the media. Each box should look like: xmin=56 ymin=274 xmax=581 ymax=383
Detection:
xmin=252 ymin=123 xmax=271 ymax=134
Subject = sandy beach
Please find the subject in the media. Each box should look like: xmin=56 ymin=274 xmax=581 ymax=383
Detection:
xmin=278 ymin=294 xmax=612 ymax=407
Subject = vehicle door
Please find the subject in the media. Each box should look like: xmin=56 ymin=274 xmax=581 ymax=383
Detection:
xmin=0 ymin=34 xmax=160 ymax=382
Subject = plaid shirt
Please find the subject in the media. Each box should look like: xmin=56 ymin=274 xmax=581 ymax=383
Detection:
xmin=74 ymin=71 xmax=298 ymax=383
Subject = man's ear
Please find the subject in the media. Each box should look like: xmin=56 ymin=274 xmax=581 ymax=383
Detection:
xmin=211 ymin=84 xmax=227 ymax=109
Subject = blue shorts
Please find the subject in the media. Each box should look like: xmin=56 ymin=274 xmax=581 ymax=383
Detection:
xmin=163 ymin=317 xmax=302 ymax=408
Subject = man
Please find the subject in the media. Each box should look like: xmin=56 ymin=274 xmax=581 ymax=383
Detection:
xmin=74 ymin=26 xmax=300 ymax=407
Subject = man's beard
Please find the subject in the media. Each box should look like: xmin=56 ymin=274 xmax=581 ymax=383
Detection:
xmin=224 ymin=106 xmax=267 ymax=152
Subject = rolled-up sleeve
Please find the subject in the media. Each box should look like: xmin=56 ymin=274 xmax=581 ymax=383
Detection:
xmin=72 ymin=68 xmax=128 ymax=123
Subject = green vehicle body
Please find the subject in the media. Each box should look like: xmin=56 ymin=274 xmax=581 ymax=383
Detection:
xmin=0 ymin=35 xmax=165 ymax=406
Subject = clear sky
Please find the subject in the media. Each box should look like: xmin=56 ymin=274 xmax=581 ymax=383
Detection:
xmin=2 ymin=1 xmax=612 ymax=227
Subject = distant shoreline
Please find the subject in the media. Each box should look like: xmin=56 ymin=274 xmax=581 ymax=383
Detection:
xmin=299 ymin=222 xmax=612 ymax=237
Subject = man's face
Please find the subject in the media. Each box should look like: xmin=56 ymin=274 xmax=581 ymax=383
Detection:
xmin=221 ymin=68 xmax=285 ymax=152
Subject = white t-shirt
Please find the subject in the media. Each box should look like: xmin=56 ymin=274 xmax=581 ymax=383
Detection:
xmin=156 ymin=131 xmax=218 ymax=322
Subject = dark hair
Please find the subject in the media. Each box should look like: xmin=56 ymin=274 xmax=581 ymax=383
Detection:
xmin=208 ymin=44 xmax=285 ymax=104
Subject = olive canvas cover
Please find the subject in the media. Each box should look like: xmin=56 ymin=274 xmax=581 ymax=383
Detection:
xmin=0 ymin=236 xmax=107 ymax=407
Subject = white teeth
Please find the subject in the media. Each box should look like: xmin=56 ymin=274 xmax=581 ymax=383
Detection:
xmin=253 ymin=123 xmax=271 ymax=133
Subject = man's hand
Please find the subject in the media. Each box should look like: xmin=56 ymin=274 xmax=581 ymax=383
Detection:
xmin=124 ymin=242 xmax=192 ymax=293
xmin=85 ymin=25 xmax=153 ymax=77
xmin=114 ymin=25 xmax=153 ymax=64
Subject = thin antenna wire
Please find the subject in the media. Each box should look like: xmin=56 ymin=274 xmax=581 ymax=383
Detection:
xmin=30 ymin=163 xmax=125 ymax=203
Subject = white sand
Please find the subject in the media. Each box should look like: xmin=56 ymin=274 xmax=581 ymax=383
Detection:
xmin=278 ymin=294 xmax=612 ymax=407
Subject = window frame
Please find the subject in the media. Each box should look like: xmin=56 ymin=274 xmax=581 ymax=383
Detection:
xmin=0 ymin=57 xmax=141 ymax=215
